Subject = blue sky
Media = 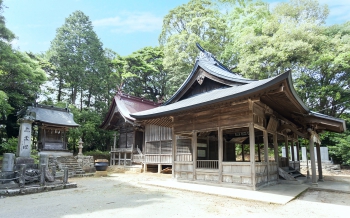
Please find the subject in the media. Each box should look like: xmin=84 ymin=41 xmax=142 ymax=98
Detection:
xmin=3 ymin=0 xmax=350 ymax=56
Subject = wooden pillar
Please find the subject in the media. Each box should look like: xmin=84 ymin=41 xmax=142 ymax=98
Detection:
xmin=233 ymin=143 xmax=236 ymax=161
xmin=113 ymin=132 xmax=117 ymax=149
xmin=192 ymin=131 xmax=197 ymax=181
xmin=263 ymin=130 xmax=269 ymax=183
xmin=309 ymin=134 xmax=317 ymax=185
xmin=158 ymin=164 xmax=162 ymax=173
xmin=316 ymin=143 xmax=324 ymax=182
xmin=273 ymin=133 xmax=279 ymax=182
xmin=218 ymin=127 xmax=223 ymax=183
xmin=291 ymin=140 xmax=295 ymax=162
xmin=284 ymin=136 xmax=289 ymax=167
xmin=241 ymin=144 xmax=245 ymax=161
xmin=118 ymin=152 xmax=121 ymax=165
xmin=249 ymin=123 xmax=256 ymax=190
xmin=296 ymin=140 xmax=300 ymax=161
xmin=257 ymin=143 xmax=261 ymax=162
xmin=124 ymin=152 xmax=126 ymax=166
xmin=172 ymin=128 xmax=176 ymax=179
xmin=144 ymin=163 xmax=147 ymax=173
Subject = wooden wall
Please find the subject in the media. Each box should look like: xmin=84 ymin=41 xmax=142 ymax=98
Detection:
xmin=144 ymin=124 xmax=173 ymax=164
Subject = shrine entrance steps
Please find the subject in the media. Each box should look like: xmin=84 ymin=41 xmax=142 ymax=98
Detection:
xmin=53 ymin=156 xmax=87 ymax=178
xmin=278 ymin=167 xmax=307 ymax=184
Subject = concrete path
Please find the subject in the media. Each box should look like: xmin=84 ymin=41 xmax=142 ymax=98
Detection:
xmin=310 ymin=180 xmax=350 ymax=193
xmin=141 ymin=179 xmax=350 ymax=205
xmin=141 ymin=180 xmax=308 ymax=205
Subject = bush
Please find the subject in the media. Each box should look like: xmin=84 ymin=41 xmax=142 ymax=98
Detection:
xmin=84 ymin=150 xmax=110 ymax=161
xmin=0 ymin=137 xmax=18 ymax=154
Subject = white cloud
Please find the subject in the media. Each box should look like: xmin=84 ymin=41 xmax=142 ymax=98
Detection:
xmin=319 ymin=0 xmax=350 ymax=24
xmin=93 ymin=11 xmax=163 ymax=33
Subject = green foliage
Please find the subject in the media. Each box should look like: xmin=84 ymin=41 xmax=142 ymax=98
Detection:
xmin=160 ymin=0 xmax=232 ymax=93
xmin=0 ymin=137 xmax=17 ymax=154
xmin=123 ymin=47 xmax=169 ymax=101
xmin=30 ymin=149 xmax=39 ymax=164
xmin=47 ymin=10 xmax=108 ymax=109
xmin=84 ymin=149 xmax=109 ymax=161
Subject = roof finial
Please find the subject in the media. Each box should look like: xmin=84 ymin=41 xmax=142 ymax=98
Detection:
xmin=196 ymin=43 xmax=215 ymax=63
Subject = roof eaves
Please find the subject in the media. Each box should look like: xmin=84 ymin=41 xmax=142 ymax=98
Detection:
xmin=132 ymin=72 xmax=291 ymax=120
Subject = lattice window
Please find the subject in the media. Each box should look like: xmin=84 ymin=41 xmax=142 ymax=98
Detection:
xmin=161 ymin=140 xmax=172 ymax=154
xmin=146 ymin=141 xmax=160 ymax=154
xmin=177 ymin=139 xmax=192 ymax=154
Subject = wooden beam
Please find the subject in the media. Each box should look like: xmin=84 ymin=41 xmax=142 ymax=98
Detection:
xmin=192 ymin=131 xmax=197 ymax=181
xmin=263 ymin=130 xmax=269 ymax=183
xmin=316 ymin=143 xmax=324 ymax=182
xmin=249 ymin=123 xmax=256 ymax=190
xmin=172 ymin=127 xmax=176 ymax=179
xmin=285 ymin=136 xmax=289 ymax=167
xmin=309 ymin=133 xmax=317 ymax=185
xmin=273 ymin=133 xmax=279 ymax=182
xmin=218 ymin=127 xmax=223 ymax=183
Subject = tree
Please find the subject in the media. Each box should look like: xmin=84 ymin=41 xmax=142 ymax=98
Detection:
xmin=0 ymin=0 xmax=46 ymax=139
xmin=123 ymin=47 xmax=169 ymax=101
xmin=159 ymin=0 xmax=231 ymax=93
xmin=47 ymin=11 xmax=107 ymax=109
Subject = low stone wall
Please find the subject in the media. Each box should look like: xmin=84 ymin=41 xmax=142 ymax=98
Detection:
xmin=107 ymin=165 xmax=143 ymax=174
xmin=75 ymin=155 xmax=95 ymax=173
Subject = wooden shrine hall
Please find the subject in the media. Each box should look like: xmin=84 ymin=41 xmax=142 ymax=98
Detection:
xmin=18 ymin=104 xmax=80 ymax=156
xmin=100 ymin=92 xmax=172 ymax=171
xmin=131 ymin=44 xmax=346 ymax=190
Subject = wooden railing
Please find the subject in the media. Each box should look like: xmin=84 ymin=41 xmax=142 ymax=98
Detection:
xmin=197 ymin=160 xmax=219 ymax=169
xmin=110 ymin=147 xmax=134 ymax=153
xmin=144 ymin=154 xmax=172 ymax=164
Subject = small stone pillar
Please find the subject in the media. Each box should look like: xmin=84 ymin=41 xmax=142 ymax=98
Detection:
xmin=39 ymin=154 xmax=49 ymax=167
xmin=17 ymin=118 xmax=34 ymax=157
xmin=19 ymin=164 xmax=26 ymax=188
xmin=63 ymin=167 xmax=69 ymax=184
xmin=1 ymin=153 xmax=15 ymax=172
xmin=40 ymin=164 xmax=46 ymax=186
xmin=78 ymin=138 xmax=84 ymax=156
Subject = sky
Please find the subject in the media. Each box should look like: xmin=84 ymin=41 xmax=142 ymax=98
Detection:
xmin=3 ymin=0 xmax=350 ymax=56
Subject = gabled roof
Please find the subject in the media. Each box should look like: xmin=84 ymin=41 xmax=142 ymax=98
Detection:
xmin=20 ymin=104 xmax=79 ymax=127
xmin=100 ymin=92 xmax=160 ymax=130
xmin=132 ymin=72 xmax=295 ymax=119
xmin=131 ymin=71 xmax=346 ymax=133
xmin=164 ymin=44 xmax=254 ymax=104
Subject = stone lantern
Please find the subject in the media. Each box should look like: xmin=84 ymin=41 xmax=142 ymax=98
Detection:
xmin=78 ymin=138 xmax=84 ymax=156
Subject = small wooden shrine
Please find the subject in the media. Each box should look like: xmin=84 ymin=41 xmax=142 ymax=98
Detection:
xmin=100 ymin=92 xmax=172 ymax=171
xmin=18 ymin=104 xmax=79 ymax=156
xmin=131 ymin=44 xmax=345 ymax=190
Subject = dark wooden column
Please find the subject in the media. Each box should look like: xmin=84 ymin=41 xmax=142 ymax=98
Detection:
xmin=263 ymin=130 xmax=269 ymax=182
xmin=291 ymin=140 xmax=295 ymax=162
xmin=273 ymin=133 xmax=279 ymax=182
xmin=171 ymin=127 xmax=176 ymax=179
xmin=296 ymin=140 xmax=300 ymax=161
xmin=284 ymin=136 xmax=289 ymax=167
xmin=192 ymin=131 xmax=197 ymax=181
xmin=249 ymin=123 xmax=256 ymax=190
xmin=218 ymin=128 xmax=223 ymax=183
xmin=242 ymin=144 xmax=245 ymax=161
xmin=316 ymin=143 xmax=324 ymax=182
xmin=309 ymin=134 xmax=317 ymax=185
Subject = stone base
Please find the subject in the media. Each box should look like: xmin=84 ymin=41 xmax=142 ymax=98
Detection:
xmin=0 ymin=182 xmax=77 ymax=196
xmin=94 ymin=171 xmax=108 ymax=177
xmin=15 ymin=157 xmax=34 ymax=165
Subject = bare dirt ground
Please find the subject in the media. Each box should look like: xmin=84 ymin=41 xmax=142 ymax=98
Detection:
xmin=1 ymin=173 xmax=349 ymax=218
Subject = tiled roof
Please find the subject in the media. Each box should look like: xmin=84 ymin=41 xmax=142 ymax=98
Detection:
xmin=132 ymin=72 xmax=293 ymax=119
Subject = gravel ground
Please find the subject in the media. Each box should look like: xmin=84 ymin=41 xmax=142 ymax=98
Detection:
xmin=0 ymin=173 xmax=349 ymax=218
